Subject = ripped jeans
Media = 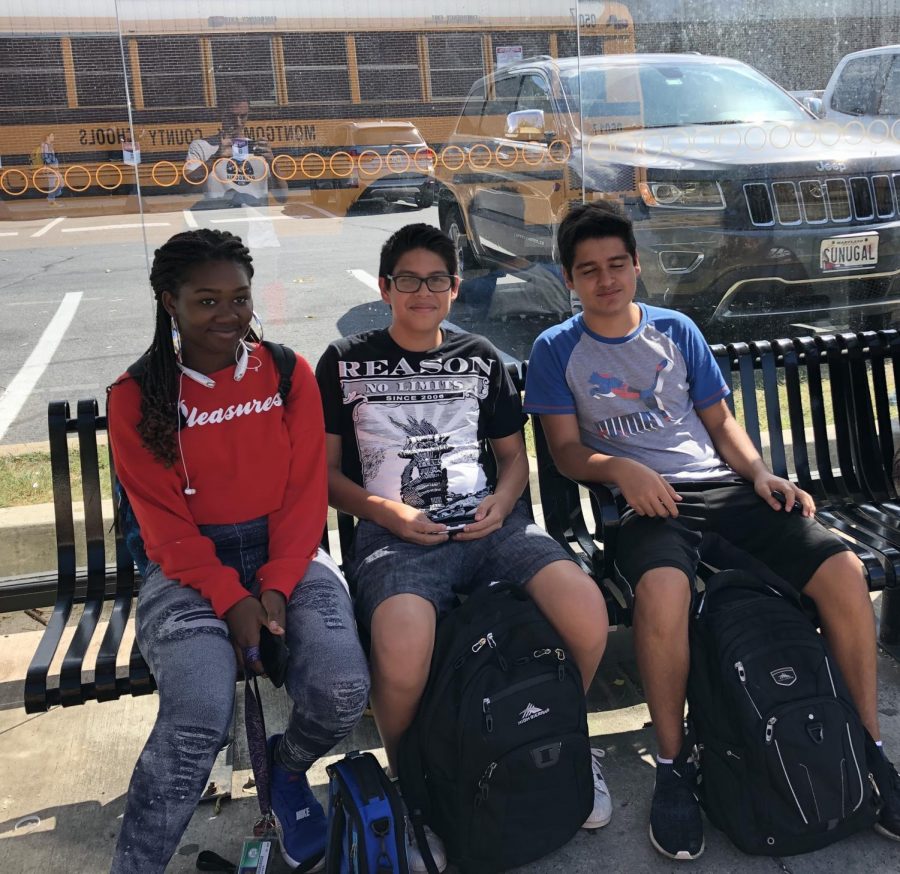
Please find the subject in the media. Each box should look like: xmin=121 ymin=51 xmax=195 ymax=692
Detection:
xmin=110 ymin=517 xmax=370 ymax=874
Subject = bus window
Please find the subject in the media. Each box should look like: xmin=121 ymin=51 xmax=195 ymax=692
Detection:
xmin=283 ymin=33 xmax=351 ymax=104
xmin=428 ymin=33 xmax=486 ymax=100
xmin=355 ymin=33 xmax=422 ymax=101
xmin=0 ymin=37 xmax=66 ymax=108
xmin=71 ymin=37 xmax=127 ymax=107
xmin=137 ymin=37 xmax=205 ymax=109
xmin=212 ymin=36 xmax=277 ymax=104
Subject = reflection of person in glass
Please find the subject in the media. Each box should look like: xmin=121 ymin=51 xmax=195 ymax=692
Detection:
xmin=41 ymin=132 xmax=62 ymax=204
xmin=185 ymin=85 xmax=287 ymax=207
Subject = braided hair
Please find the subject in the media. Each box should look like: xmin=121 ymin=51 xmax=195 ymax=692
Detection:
xmin=133 ymin=229 xmax=255 ymax=465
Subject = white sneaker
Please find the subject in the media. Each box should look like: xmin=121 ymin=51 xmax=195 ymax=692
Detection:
xmin=582 ymin=747 xmax=613 ymax=829
xmin=405 ymin=819 xmax=448 ymax=873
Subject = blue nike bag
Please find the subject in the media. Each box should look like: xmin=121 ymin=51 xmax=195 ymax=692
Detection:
xmin=326 ymin=751 xmax=426 ymax=874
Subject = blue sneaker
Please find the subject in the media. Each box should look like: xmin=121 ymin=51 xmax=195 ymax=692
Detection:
xmin=268 ymin=735 xmax=327 ymax=871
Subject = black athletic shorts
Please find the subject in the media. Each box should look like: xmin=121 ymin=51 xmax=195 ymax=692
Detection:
xmin=613 ymin=482 xmax=851 ymax=593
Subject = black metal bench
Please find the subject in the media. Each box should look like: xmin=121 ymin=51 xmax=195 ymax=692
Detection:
xmin=528 ymin=329 xmax=900 ymax=661
xmin=7 ymin=330 xmax=900 ymax=715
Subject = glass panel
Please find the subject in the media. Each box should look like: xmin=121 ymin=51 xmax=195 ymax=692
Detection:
xmin=1 ymin=0 xmax=899 ymax=468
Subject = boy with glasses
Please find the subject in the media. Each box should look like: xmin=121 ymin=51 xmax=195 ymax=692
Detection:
xmin=315 ymin=223 xmax=611 ymax=871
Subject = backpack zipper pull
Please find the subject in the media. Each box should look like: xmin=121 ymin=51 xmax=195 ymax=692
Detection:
xmin=477 ymin=761 xmax=498 ymax=802
xmin=482 ymin=697 xmax=494 ymax=733
xmin=487 ymin=633 xmax=508 ymax=670
xmin=765 ymin=716 xmax=777 ymax=744
xmin=472 ymin=637 xmax=487 ymax=653
xmin=556 ymin=648 xmax=566 ymax=681
xmin=735 ymin=661 xmax=747 ymax=683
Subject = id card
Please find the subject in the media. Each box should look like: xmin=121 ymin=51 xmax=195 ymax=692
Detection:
xmin=238 ymin=837 xmax=275 ymax=873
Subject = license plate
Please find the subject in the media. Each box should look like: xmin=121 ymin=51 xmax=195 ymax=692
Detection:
xmin=820 ymin=233 xmax=879 ymax=272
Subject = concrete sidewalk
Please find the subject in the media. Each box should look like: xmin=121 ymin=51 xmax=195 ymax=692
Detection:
xmin=1 ymin=598 xmax=899 ymax=873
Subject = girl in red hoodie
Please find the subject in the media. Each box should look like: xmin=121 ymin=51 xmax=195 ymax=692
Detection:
xmin=108 ymin=229 xmax=369 ymax=873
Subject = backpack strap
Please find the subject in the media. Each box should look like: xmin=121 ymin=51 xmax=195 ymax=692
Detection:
xmin=261 ymin=340 xmax=296 ymax=404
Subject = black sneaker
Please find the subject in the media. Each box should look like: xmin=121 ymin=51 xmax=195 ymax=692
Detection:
xmin=649 ymin=761 xmax=705 ymax=861
xmin=871 ymin=746 xmax=900 ymax=842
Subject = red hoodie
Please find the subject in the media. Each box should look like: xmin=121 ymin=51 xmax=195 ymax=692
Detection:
xmin=108 ymin=344 xmax=327 ymax=617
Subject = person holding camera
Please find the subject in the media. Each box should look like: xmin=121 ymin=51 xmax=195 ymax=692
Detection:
xmin=185 ymin=86 xmax=288 ymax=208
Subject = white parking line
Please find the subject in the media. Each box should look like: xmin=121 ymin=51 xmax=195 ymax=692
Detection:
xmin=211 ymin=215 xmax=293 ymax=224
xmin=31 ymin=217 xmax=65 ymax=238
xmin=346 ymin=269 xmax=520 ymax=365
xmin=0 ymin=291 xmax=83 ymax=441
xmin=0 ymin=232 xmax=18 ymax=237
xmin=183 ymin=210 xmax=199 ymax=229
xmin=348 ymin=269 xmax=379 ymax=292
xmin=62 ymin=222 xmax=170 ymax=233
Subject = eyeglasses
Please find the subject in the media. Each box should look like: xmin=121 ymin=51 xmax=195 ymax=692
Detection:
xmin=387 ymin=273 xmax=457 ymax=293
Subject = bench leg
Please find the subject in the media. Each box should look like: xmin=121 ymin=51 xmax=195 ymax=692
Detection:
xmin=879 ymin=585 xmax=900 ymax=662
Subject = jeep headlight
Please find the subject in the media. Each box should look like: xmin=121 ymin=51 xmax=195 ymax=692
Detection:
xmin=639 ymin=180 xmax=725 ymax=209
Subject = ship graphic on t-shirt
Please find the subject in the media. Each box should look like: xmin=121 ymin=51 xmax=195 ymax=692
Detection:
xmin=590 ymin=358 xmax=674 ymax=439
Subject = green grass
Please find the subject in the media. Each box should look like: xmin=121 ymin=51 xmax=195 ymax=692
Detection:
xmin=0 ymin=448 xmax=112 ymax=509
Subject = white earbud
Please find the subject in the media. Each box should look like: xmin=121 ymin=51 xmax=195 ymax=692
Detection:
xmin=178 ymin=363 xmax=216 ymax=388
xmin=184 ymin=487 xmax=197 ymax=496
xmin=234 ymin=341 xmax=249 ymax=382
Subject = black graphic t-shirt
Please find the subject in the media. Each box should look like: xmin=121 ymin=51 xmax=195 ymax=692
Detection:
xmin=316 ymin=329 xmax=525 ymax=522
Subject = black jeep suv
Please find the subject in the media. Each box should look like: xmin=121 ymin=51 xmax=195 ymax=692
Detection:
xmin=436 ymin=53 xmax=900 ymax=334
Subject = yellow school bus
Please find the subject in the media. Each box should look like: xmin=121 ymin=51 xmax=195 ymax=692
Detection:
xmin=0 ymin=1 xmax=634 ymax=202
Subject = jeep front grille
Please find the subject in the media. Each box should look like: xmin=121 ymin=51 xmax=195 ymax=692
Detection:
xmin=744 ymin=175 xmax=898 ymax=227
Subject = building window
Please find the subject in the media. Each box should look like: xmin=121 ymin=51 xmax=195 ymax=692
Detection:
xmin=212 ymin=36 xmax=276 ymax=105
xmin=138 ymin=37 xmax=205 ymax=108
xmin=71 ymin=37 xmax=128 ymax=107
xmin=428 ymin=32 xmax=485 ymax=100
xmin=355 ymin=32 xmax=421 ymax=101
xmin=0 ymin=38 xmax=67 ymax=108
xmin=283 ymin=33 xmax=350 ymax=103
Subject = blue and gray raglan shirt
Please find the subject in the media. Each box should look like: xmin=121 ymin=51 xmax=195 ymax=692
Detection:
xmin=524 ymin=305 xmax=735 ymax=484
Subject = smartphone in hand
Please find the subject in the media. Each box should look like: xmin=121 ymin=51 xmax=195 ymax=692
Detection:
xmin=259 ymin=626 xmax=289 ymax=688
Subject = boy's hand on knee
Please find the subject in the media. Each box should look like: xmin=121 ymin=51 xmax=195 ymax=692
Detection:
xmin=377 ymin=501 xmax=449 ymax=545
xmin=754 ymin=473 xmax=816 ymax=518
xmin=225 ymin=595 xmax=268 ymax=675
xmin=260 ymin=589 xmax=286 ymax=635
xmin=616 ymin=459 xmax=682 ymax=517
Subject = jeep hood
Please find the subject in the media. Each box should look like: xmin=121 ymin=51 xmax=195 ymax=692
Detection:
xmin=579 ymin=122 xmax=900 ymax=172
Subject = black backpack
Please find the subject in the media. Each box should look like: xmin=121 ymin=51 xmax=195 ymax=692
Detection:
xmin=116 ymin=341 xmax=296 ymax=576
xmin=397 ymin=582 xmax=593 ymax=874
xmin=687 ymin=569 xmax=878 ymax=856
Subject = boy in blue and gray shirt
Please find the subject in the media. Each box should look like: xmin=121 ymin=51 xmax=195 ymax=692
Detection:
xmin=524 ymin=202 xmax=900 ymax=861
